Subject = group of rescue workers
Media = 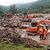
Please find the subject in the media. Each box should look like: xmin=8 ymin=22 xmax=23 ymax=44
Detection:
xmin=23 ymin=13 xmax=48 ymax=40
xmin=38 ymin=24 xmax=48 ymax=40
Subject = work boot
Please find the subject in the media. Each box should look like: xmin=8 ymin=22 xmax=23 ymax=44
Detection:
xmin=44 ymin=38 xmax=46 ymax=40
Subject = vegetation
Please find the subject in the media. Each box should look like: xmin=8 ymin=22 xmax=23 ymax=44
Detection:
xmin=0 ymin=0 xmax=50 ymax=15
xmin=0 ymin=11 xmax=4 ymax=16
xmin=9 ymin=4 xmax=17 ymax=14
xmin=0 ymin=42 xmax=46 ymax=50
xmin=8 ymin=0 xmax=50 ymax=13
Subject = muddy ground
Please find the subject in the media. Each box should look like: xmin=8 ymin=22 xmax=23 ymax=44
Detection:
xmin=0 ymin=13 xmax=50 ymax=48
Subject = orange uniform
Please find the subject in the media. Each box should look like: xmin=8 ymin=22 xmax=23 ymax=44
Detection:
xmin=38 ymin=27 xmax=44 ymax=40
xmin=43 ymin=28 xmax=48 ymax=39
xmin=38 ymin=27 xmax=43 ymax=35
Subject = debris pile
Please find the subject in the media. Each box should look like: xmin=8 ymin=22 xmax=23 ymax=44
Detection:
xmin=0 ymin=13 xmax=20 ymax=27
xmin=0 ymin=13 xmax=46 ymax=48
xmin=0 ymin=13 xmax=21 ymax=44
xmin=0 ymin=27 xmax=21 ymax=44
xmin=22 ymin=38 xmax=44 ymax=48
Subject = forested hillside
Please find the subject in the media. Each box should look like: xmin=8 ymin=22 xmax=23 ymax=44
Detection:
xmin=0 ymin=0 xmax=50 ymax=15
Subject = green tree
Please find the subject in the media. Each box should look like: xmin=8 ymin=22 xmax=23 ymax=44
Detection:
xmin=0 ymin=6 xmax=4 ymax=16
xmin=9 ymin=4 xmax=16 ymax=14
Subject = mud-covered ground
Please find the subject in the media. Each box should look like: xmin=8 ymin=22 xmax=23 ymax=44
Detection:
xmin=0 ymin=13 xmax=50 ymax=49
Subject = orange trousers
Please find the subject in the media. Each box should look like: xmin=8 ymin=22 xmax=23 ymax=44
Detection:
xmin=44 ymin=30 xmax=48 ymax=38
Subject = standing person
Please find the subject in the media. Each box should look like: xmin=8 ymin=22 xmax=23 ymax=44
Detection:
xmin=38 ymin=26 xmax=44 ymax=40
xmin=43 ymin=27 xmax=48 ymax=40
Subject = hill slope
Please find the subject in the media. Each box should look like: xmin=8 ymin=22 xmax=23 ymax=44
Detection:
xmin=0 ymin=0 xmax=50 ymax=13
xmin=15 ymin=0 xmax=50 ymax=9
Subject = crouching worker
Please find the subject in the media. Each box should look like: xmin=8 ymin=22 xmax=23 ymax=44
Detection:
xmin=43 ymin=27 xmax=48 ymax=40
xmin=38 ymin=26 xmax=44 ymax=40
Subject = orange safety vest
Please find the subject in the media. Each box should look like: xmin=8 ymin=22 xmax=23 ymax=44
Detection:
xmin=39 ymin=28 xmax=43 ymax=34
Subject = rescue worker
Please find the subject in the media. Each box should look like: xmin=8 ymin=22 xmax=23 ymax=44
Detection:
xmin=43 ymin=27 xmax=48 ymax=40
xmin=38 ymin=26 xmax=44 ymax=40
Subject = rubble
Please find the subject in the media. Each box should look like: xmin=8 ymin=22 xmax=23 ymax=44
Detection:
xmin=0 ymin=13 xmax=49 ymax=48
xmin=0 ymin=27 xmax=21 ymax=44
xmin=0 ymin=13 xmax=20 ymax=27
xmin=0 ymin=13 xmax=22 ymax=44
xmin=22 ymin=38 xmax=44 ymax=48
